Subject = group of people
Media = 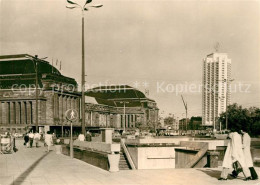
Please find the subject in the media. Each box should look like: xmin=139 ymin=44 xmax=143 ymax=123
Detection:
xmin=23 ymin=131 xmax=41 ymax=148
xmin=219 ymin=129 xmax=258 ymax=181
xmin=23 ymin=131 xmax=54 ymax=152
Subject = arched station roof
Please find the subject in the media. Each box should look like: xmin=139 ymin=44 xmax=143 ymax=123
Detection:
xmin=0 ymin=54 xmax=61 ymax=75
xmin=85 ymin=85 xmax=156 ymax=107
xmin=0 ymin=54 xmax=77 ymax=88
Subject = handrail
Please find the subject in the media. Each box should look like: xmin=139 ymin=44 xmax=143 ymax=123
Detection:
xmin=121 ymin=139 xmax=136 ymax=170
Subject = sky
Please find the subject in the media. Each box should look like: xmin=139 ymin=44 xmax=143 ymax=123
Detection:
xmin=0 ymin=0 xmax=259 ymax=119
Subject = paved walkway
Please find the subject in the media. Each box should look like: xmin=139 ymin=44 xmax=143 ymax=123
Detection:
xmin=0 ymin=139 xmax=259 ymax=185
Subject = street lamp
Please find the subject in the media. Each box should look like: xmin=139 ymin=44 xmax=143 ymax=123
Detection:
xmin=119 ymin=101 xmax=129 ymax=132
xmin=66 ymin=0 xmax=103 ymax=135
xmin=224 ymin=78 xmax=234 ymax=130
xmin=25 ymin=55 xmax=47 ymax=133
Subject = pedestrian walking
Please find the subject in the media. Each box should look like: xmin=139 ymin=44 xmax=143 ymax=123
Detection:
xmin=232 ymin=131 xmax=251 ymax=180
xmin=219 ymin=130 xmax=251 ymax=181
xmin=44 ymin=131 xmax=53 ymax=152
xmin=34 ymin=132 xmax=41 ymax=148
xmin=85 ymin=131 xmax=92 ymax=141
xmin=241 ymin=130 xmax=258 ymax=180
xmin=28 ymin=132 xmax=34 ymax=148
xmin=24 ymin=133 xmax=29 ymax=148
xmin=78 ymin=132 xmax=85 ymax=141
xmin=219 ymin=131 xmax=234 ymax=180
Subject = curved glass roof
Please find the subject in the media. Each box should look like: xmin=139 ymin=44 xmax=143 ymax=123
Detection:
xmin=0 ymin=54 xmax=77 ymax=89
xmin=0 ymin=54 xmax=60 ymax=75
xmin=86 ymin=85 xmax=155 ymax=107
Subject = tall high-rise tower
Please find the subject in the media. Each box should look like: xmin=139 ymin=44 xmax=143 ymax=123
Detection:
xmin=202 ymin=53 xmax=231 ymax=129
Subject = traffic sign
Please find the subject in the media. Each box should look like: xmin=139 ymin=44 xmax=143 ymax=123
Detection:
xmin=65 ymin=109 xmax=78 ymax=122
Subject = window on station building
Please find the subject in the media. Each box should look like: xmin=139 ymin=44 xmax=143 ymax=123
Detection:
xmin=120 ymin=115 xmax=123 ymax=128
xmin=7 ymin=102 xmax=10 ymax=124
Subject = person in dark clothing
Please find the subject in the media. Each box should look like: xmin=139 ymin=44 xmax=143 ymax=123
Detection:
xmin=13 ymin=137 xmax=17 ymax=152
xmin=24 ymin=133 xmax=29 ymax=148
xmin=85 ymin=131 xmax=92 ymax=141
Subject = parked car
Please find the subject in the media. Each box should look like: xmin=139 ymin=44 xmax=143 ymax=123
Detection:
xmin=169 ymin=131 xmax=178 ymax=136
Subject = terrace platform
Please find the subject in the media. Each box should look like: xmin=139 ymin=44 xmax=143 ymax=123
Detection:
xmin=0 ymin=139 xmax=259 ymax=185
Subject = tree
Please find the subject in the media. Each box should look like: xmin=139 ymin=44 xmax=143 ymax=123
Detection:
xmin=247 ymin=107 xmax=260 ymax=136
xmin=219 ymin=103 xmax=260 ymax=136
xmin=164 ymin=116 xmax=174 ymax=126
xmin=147 ymin=120 xmax=161 ymax=133
xmin=188 ymin=116 xmax=202 ymax=130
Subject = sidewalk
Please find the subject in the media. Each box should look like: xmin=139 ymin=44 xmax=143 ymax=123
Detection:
xmin=0 ymin=139 xmax=259 ymax=185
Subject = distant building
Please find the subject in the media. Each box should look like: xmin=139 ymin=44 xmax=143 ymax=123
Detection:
xmin=172 ymin=118 xmax=179 ymax=130
xmin=179 ymin=118 xmax=189 ymax=131
xmin=202 ymin=53 xmax=231 ymax=128
xmin=85 ymin=85 xmax=159 ymax=131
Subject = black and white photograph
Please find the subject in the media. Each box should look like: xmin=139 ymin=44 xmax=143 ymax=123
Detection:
xmin=0 ymin=0 xmax=259 ymax=184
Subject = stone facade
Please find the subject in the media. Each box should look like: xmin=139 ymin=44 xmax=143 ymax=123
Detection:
xmin=0 ymin=54 xmax=80 ymax=134
xmin=84 ymin=101 xmax=159 ymax=131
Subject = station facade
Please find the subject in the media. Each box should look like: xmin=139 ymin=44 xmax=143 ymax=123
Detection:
xmin=0 ymin=54 xmax=159 ymax=135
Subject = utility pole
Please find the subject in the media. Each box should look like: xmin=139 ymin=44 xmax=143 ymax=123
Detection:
xmin=120 ymin=101 xmax=129 ymax=132
xmin=25 ymin=55 xmax=47 ymax=132
xmin=181 ymin=95 xmax=188 ymax=131
xmin=81 ymin=9 xmax=86 ymax=135
xmin=225 ymin=78 xmax=234 ymax=130
xmin=66 ymin=0 xmax=103 ymax=135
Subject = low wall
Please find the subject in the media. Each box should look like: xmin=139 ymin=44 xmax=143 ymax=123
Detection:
xmin=179 ymin=140 xmax=228 ymax=150
xmin=73 ymin=140 xmax=120 ymax=154
xmin=175 ymin=140 xmax=228 ymax=168
xmin=126 ymin=137 xmax=189 ymax=145
xmin=127 ymin=144 xmax=180 ymax=169
xmin=175 ymin=148 xmax=220 ymax=168
xmin=62 ymin=145 xmax=109 ymax=171
xmin=175 ymin=148 xmax=200 ymax=168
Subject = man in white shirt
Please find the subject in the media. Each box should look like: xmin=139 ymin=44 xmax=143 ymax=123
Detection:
xmin=78 ymin=133 xmax=85 ymax=141
xmin=219 ymin=131 xmax=251 ymax=181
xmin=34 ymin=132 xmax=41 ymax=148
xmin=240 ymin=130 xmax=258 ymax=180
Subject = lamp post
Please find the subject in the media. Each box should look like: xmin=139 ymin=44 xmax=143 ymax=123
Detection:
xmin=224 ymin=78 xmax=234 ymax=130
xmin=119 ymin=101 xmax=129 ymax=132
xmin=66 ymin=0 xmax=102 ymax=135
xmin=25 ymin=55 xmax=47 ymax=132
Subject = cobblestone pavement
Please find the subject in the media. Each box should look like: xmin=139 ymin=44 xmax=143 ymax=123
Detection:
xmin=0 ymin=139 xmax=259 ymax=185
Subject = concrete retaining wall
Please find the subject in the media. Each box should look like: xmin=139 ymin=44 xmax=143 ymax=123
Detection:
xmin=73 ymin=140 xmax=120 ymax=154
xmin=126 ymin=137 xmax=189 ymax=145
xmin=127 ymin=145 xmax=177 ymax=169
xmin=62 ymin=145 xmax=109 ymax=171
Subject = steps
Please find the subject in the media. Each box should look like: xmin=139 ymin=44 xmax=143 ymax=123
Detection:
xmin=119 ymin=148 xmax=131 ymax=170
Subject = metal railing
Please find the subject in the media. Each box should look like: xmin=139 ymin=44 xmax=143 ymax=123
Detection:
xmin=120 ymin=139 xmax=136 ymax=170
